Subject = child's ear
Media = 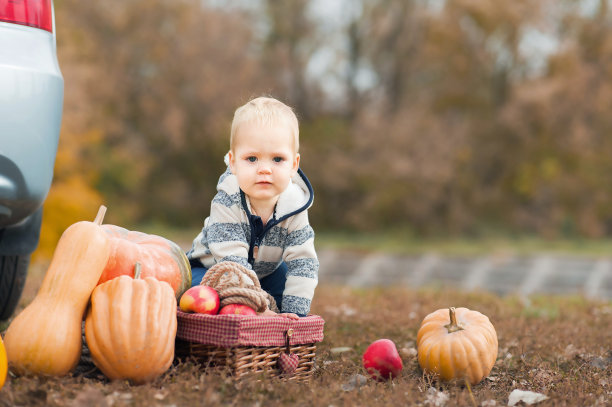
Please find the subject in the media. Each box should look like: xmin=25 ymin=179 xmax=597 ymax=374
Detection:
xmin=291 ymin=153 xmax=300 ymax=175
xmin=228 ymin=150 xmax=235 ymax=173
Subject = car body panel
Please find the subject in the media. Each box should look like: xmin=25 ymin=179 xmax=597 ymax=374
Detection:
xmin=0 ymin=20 xmax=63 ymax=228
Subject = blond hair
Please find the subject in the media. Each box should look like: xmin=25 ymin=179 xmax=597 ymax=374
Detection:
xmin=230 ymin=96 xmax=299 ymax=152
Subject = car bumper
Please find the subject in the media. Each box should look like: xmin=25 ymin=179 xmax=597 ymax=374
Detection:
xmin=0 ymin=22 xmax=64 ymax=228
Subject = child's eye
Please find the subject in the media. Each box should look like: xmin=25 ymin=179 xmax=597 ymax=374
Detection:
xmin=247 ymin=156 xmax=257 ymax=162
xmin=273 ymin=157 xmax=284 ymax=163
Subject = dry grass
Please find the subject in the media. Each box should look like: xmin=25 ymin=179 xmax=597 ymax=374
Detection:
xmin=1 ymin=262 xmax=611 ymax=406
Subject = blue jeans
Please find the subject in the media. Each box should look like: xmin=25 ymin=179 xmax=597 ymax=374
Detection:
xmin=190 ymin=260 xmax=290 ymax=315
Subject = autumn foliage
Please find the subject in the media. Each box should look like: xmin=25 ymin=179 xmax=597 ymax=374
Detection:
xmin=36 ymin=0 xmax=612 ymax=259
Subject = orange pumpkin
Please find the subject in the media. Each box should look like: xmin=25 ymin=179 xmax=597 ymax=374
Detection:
xmin=85 ymin=263 xmax=177 ymax=384
xmin=97 ymin=225 xmax=191 ymax=299
xmin=4 ymin=206 xmax=111 ymax=376
xmin=416 ymin=307 xmax=498 ymax=385
xmin=1 ymin=336 xmax=7 ymax=389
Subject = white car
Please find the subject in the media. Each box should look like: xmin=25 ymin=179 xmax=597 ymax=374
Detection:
xmin=0 ymin=0 xmax=63 ymax=323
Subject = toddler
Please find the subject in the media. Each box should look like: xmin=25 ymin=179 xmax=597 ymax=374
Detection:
xmin=187 ymin=96 xmax=318 ymax=319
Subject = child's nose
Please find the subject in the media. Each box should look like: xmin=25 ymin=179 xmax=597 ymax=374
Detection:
xmin=258 ymin=163 xmax=272 ymax=174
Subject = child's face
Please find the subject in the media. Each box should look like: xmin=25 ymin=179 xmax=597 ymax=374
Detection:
xmin=228 ymin=121 xmax=300 ymax=205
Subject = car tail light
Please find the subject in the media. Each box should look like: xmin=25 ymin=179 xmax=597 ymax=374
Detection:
xmin=0 ymin=0 xmax=53 ymax=33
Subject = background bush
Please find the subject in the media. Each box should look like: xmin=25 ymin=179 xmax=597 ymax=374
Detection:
xmin=38 ymin=0 xmax=612 ymax=258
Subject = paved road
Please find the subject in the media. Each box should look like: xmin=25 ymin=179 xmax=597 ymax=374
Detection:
xmin=317 ymin=249 xmax=612 ymax=300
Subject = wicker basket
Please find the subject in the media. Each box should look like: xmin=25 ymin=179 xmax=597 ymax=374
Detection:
xmin=174 ymin=310 xmax=324 ymax=382
xmin=175 ymin=338 xmax=318 ymax=381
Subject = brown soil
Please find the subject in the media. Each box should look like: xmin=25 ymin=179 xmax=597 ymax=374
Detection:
xmin=1 ymin=263 xmax=610 ymax=406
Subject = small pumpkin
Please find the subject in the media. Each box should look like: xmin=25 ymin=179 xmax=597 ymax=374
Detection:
xmin=85 ymin=263 xmax=177 ymax=384
xmin=416 ymin=307 xmax=498 ymax=385
xmin=1 ymin=335 xmax=7 ymax=389
xmin=97 ymin=225 xmax=191 ymax=299
xmin=4 ymin=206 xmax=111 ymax=376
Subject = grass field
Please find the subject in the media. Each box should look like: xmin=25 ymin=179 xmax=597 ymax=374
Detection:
xmin=1 ymin=260 xmax=611 ymax=406
xmin=314 ymin=231 xmax=612 ymax=258
xmin=125 ymin=225 xmax=612 ymax=257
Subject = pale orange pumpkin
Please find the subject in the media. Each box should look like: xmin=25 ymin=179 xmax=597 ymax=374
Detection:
xmin=416 ymin=307 xmax=498 ymax=385
xmin=97 ymin=225 xmax=191 ymax=299
xmin=85 ymin=263 xmax=177 ymax=384
xmin=4 ymin=206 xmax=111 ymax=376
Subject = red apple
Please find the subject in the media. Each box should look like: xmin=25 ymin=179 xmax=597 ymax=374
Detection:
xmin=218 ymin=304 xmax=257 ymax=316
xmin=362 ymin=339 xmax=403 ymax=381
xmin=179 ymin=285 xmax=220 ymax=315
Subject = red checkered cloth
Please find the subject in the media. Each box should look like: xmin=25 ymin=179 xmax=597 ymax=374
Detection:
xmin=176 ymin=310 xmax=325 ymax=347
xmin=278 ymin=352 xmax=299 ymax=375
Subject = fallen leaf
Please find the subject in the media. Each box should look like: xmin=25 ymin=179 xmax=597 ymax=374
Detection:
xmin=70 ymin=387 xmax=108 ymax=407
xmin=508 ymin=389 xmax=549 ymax=406
xmin=425 ymin=387 xmax=449 ymax=407
xmin=563 ymin=344 xmax=580 ymax=360
xmin=400 ymin=347 xmax=417 ymax=358
xmin=154 ymin=391 xmax=167 ymax=400
xmin=481 ymin=400 xmax=496 ymax=407
xmin=341 ymin=374 xmax=368 ymax=391
xmin=592 ymin=395 xmax=608 ymax=407
xmin=589 ymin=357 xmax=610 ymax=370
xmin=330 ymin=347 xmax=353 ymax=354
xmin=119 ymin=393 xmax=133 ymax=400
xmin=324 ymin=304 xmax=357 ymax=317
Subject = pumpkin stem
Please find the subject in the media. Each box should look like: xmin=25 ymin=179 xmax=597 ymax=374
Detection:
xmin=93 ymin=205 xmax=107 ymax=225
xmin=134 ymin=263 xmax=142 ymax=280
xmin=445 ymin=307 xmax=464 ymax=333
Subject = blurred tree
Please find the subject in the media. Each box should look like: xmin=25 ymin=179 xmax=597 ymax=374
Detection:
xmin=260 ymin=0 xmax=323 ymax=119
xmin=34 ymin=129 xmax=104 ymax=260
xmin=500 ymin=0 xmax=612 ymax=237
xmin=308 ymin=0 xmax=544 ymax=234
xmin=46 ymin=0 xmax=612 ymax=241
xmin=56 ymin=0 xmax=265 ymax=227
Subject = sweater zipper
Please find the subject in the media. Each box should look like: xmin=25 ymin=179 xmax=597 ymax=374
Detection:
xmin=248 ymin=219 xmax=278 ymax=266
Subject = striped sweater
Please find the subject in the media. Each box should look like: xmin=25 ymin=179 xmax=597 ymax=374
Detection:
xmin=187 ymin=166 xmax=318 ymax=316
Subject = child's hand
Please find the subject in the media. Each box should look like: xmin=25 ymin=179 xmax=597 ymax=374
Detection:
xmin=259 ymin=309 xmax=299 ymax=320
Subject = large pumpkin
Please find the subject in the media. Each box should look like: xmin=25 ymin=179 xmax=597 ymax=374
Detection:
xmin=97 ymin=225 xmax=191 ymax=299
xmin=4 ymin=206 xmax=112 ymax=376
xmin=85 ymin=264 xmax=177 ymax=384
xmin=416 ymin=307 xmax=498 ymax=385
